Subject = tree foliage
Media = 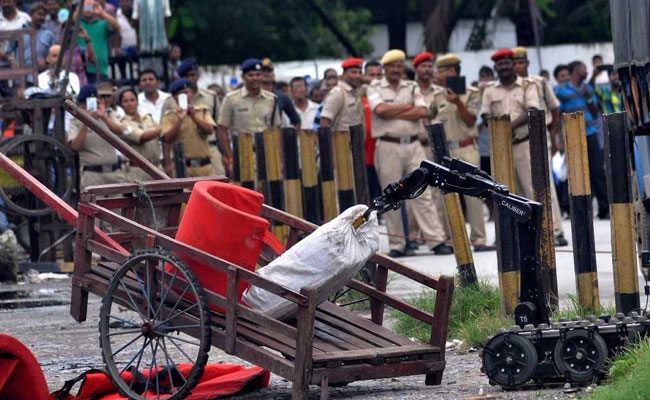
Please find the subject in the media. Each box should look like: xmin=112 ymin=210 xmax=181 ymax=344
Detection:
xmin=168 ymin=0 xmax=374 ymax=65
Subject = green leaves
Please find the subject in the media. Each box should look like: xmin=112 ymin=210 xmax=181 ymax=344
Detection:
xmin=169 ymin=0 xmax=374 ymax=65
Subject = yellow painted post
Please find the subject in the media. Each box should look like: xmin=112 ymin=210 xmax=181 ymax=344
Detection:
xmin=563 ymin=112 xmax=600 ymax=311
xmin=489 ymin=114 xmax=519 ymax=315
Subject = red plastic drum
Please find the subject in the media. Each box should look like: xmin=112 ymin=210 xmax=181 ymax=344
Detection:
xmin=175 ymin=181 xmax=282 ymax=305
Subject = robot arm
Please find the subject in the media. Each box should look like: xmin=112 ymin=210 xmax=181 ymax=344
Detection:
xmin=367 ymin=156 xmax=536 ymax=224
xmin=365 ymin=156 xmax=549 ymax=327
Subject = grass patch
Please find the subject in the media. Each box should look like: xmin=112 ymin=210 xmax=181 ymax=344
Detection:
xmin=589 ymin=338 xmax=650 ymax=399
xmin=552 ymin=294 xmax=616 ymax=321
xmin=391 ymin=282 xmax=513 ymax=349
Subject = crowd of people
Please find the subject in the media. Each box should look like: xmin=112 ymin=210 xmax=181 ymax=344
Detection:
xmin=0 ymin=1 xmax=621 ymax=260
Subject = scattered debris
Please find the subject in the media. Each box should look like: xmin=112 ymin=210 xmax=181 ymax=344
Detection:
xmin=0 ymin=229 xmax=18 ymax=282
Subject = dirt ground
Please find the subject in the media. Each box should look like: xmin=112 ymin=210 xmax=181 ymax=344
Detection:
xmin=0 ymin=278 xmax=592 ymax=399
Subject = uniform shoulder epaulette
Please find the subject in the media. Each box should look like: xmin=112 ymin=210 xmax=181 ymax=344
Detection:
xmin=466 ymin=85 xmax=479 ymax=93
xmin=260 ymin=89 xmax=277 ymax=99
xmin=225 ymin=88 xmax=241 ymax=98
xmin=201 ymin=87 xmax=216 ymax=95
xmin=368 ymin=79 xmax=381 ymax=88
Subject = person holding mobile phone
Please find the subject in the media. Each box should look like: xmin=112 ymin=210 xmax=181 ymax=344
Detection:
xmin=161 ymin=58 xmax=224 ymax=175
xmin=161 ymin=78 xmax=217 ymax=178
xmin=431 ymin=53 xmax=492 ymax=252
xmin=66 ymin=85 xmax=126 ymax=190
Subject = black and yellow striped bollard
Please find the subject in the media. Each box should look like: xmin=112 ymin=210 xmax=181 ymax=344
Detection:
xmin=318 ymin=126 xmax=338 ymax=222
xmin=527 ymin=109 xmax=559 ymax=312
xmin=236 ymin=132 xmax=255 ymax=190
xmin=263 ymin=127 xmax=289 ymax=243
xmin=603 ymin=112 xmax=641 ymax=314
xmin=563 ymin=112 xmax=600 ymax=311
xmin=489 ymin=114 xmax=519 ymax=315
xmin=299 ymin=129 xmax=321 ymax=223
xmin=349 ymin=124 xmax=370 ymax=206
xmin=334 ymin=130 xmax=356 ymax=211
xmin=427 ymin=123 xmax=478 ymax=287
xmin=282 ymin=127 xmax=304 ymax=219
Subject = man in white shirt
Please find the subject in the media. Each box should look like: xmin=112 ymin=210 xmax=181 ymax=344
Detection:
xmin=290 ymin=76 xmax=318 ymax=130
xmin=37 ymin=44 xmax=80 ymax=96
xmin=0 ymin=0 xmax=30 ymax=31
xmin=137 ymin=68 xmax=169 ymax=123
xmin=0 ymin=0 xmax=30 ymax=62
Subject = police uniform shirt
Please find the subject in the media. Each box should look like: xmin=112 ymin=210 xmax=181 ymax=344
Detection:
xmin=320 ymin=80 xmax=363 ymax=132
xmin=120 ymin=113 xmax=161 ymax=164
xmin=162 ymin=105 xmax=215 ymax=159
xmin=529 ymin=74 xmax=560 ymax=125
xmin=419 ymin=83 xmax=445 ymax=109
xmin=218 ymin=87 xmax=280 ymax=135
xmin=366 ymin=77 xmax=427 ymax=138
xmin=433 ymin=85 xmax=481 ymax=141
xmin=480 ymin=76 xmax=540 ymax=139
xmin=67 ymin=118 xmax=119 ymax=167
xmin=161 ymin=87 xmax=219 ymax=121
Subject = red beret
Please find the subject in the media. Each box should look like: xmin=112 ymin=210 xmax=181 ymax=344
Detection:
xmin=413 ymin=52 xmax=435 ymax=68
xmin=491 ymin=49 xmax=514 ymax=62
xmin=341 ymin=58 xmax=363 ymax=70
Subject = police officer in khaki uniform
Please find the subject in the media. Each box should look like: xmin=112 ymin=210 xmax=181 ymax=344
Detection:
xmin=67 ymin=85 xmax=126 ymax=190
xmin=512 ymin=46 xmax=568 ymax=246
xmin=117 ymin=88 xmax=163 ymax=181
xmin=367 ymin=49 xmax=453 ymax=257
xmin=162 ymin=58 xmax=224 ymax=175
xmin=412 ymin=51 xmax=449 ymax=249
xmin=433 ymin=53 xmax=493 ymax=251
xmin=217 ymin=58 xmax=281 ymax=178
xmin=162 ymin=79 xmax=217 ymax=177
xmin=320 ymin=57 xmax=364 ymax=131
xmin=480 ymin=49 xmax=541 ymax=204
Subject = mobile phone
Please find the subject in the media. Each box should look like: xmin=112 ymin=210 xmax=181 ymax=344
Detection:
xmin=178 ymin=93 xmax=188 ymax=110
xmin=87 ymin=96 xmax=97 ymax=112
xmin=597 ymin=64 xmax=613 ymax=73
xmin=446 ymin=76 xmax=466 ymax=95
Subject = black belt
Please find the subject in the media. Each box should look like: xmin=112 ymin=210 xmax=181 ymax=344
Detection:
xmin=185 ymin=157 xmax=211 ymax=168
xmin=209 ymin=140 xmax=218 ymax=147
xmin=512 ymin=135 xmax=530 ymax=145
xmin=378 ymin=135 xmax=418 ymax=144
xmin=82 ymin=161 xmax=121 ymax=173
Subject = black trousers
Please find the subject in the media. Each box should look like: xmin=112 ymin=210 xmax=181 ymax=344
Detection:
xmin=586 ymin=133 xmax=610 ymax=217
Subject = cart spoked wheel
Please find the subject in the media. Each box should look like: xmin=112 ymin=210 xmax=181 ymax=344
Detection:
xmin=0 ymin=135 xmax=77 ymax=217
xmin=99 ymin=249 xmax=211 ymax=400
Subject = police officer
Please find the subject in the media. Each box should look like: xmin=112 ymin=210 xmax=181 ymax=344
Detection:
xmin=217 ymin=58 xmax=281 ymax=179
xmin=320 ymin=57 xmax=364 ymax=131
xmin=367 ymin=49 xmax=453 ymax=257
xmin=480 ymin=49 xmax=540 ymax=205
xmin=67 ymin=84 xmax=126 ymax=190
xmin=162 ymin=57 xmax=224 ymax=175
xmin=433 ymin=53 xmax=493 ymax=251
xmin=512 ymin=46 xmax=568 ymax=246
xmin=117 ymin=87 xmax=163 ymax=181
xmin=412 ymin=51 xmax=449 ymax=250
xmin=162 ymin=79 xmax=217 ymax=177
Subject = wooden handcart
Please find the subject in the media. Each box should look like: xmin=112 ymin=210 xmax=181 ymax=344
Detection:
xmin=65 ymin=177 xmax=454 ymax=399
xmin=0 ymin=100 xmax=455 ymax=399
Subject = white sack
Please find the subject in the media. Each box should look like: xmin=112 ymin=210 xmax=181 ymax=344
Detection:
xmin=242 ymin=205 xmax=379 ymax=320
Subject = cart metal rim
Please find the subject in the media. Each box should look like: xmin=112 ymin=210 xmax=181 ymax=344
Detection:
xmin=99 ymin=249 xmax=211 ymax=400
